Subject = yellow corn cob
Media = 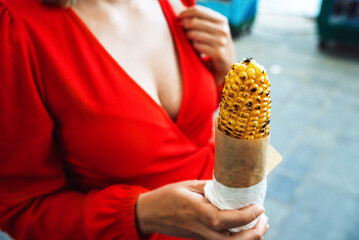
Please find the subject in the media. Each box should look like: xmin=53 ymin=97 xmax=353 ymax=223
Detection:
xmin=218 ymin=58 xmax=271 ymax=140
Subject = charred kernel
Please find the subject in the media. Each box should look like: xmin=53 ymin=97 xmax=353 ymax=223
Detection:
xmin=235 ymin=126 xmax=245 ymax=133
xmin=253 ymin=96 xmax=261 ymax=103
xmin=257 ymin=88 xmax=264 ymax=95
xmin=261 ymin=123 xmax=267 ymax=128
xmin=245 ymin=99 xmax=253 ymax=107
xmin=248 ymin=121 xmax=259 ymax=128
xmin=220 ymin=120 xmax=227 ymax=126
xmin=249 ymin=116 xmax=258 ymax=122
xmin=240 ymin=112 xmax=249 ymax=118
xmin=229 ymin=91 xmax=236 ymax=98
xmin=241 ymin=106 xmax=251 ymax=113
xmin=234 ymin=133 xmax=243 ymax=139
xmin=244 ymin=136 xmax=255 ymax=140
xmin=239 ymin=85 xmax=247 ymax=91
xmin=243 ymin=57 xmax=253 ymax=64
xmin=224 ymin=130 xmax=231 ymax=135
xmin=237 ymin=122 xmax=246 ymax=129
xmin=241 ymin=92 xmax=250 ymax=98
xmin=259 ymin=129 xmax=265 ymax=133
xmin=267 ymin=119 xmax=270 ymax=125
xmin=250 ymin=84 xmax=259 ymax=93
xmin=233 ymin=104 xmax=240 ymax=110
xmin=230 ymin=113 xmax=238 ymax=119
xmin=238 ymin=71 xmax=247 ymax=81
xmin=254 ymin=104 xmax=261 ymax=110
xmin=244 ymin=79 xmax=254 ymax=86
xmin=237 ymin=117 xmax=248 ymax=123
xmin=246 ymin=127 xmax=256 ymax=132
xmin=248 ymin=131 xmax=255 ymax=136
xmin=226 ymin=125 xmax=233 ymax=131
xmin=256 ymin=76 xmax=265 ymax=84
xmin=235 ymin=97 xmax=245 ymax=103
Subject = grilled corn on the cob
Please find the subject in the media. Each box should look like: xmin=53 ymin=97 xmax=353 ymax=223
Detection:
xmin=218 ymin=58 xmax=271 ymax=140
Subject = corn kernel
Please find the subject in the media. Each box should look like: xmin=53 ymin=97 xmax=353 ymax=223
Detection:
xmin=246 ymin=68 xmax=255 ymax=78
xmin=238 ymin=71 xmax=247 ymax=81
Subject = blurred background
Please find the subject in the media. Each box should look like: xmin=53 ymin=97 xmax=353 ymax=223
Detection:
xmin=1 ymin=0 xmax=359 ymax=239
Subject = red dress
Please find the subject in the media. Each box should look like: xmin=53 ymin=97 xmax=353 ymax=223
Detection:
xmin=0 ymin=0 xmax=221 ymax=239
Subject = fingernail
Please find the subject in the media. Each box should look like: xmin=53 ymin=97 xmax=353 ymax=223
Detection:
xmin=253 ymin=206 xmax=265 ymax=218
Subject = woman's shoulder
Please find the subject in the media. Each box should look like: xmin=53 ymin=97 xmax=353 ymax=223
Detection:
xmin=0 ymin=0 xmax=67 ymax=32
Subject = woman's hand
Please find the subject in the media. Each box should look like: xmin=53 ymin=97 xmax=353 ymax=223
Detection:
xmin=178 ymin=6 xmax=235 ymax=86
xmin=136 ymin=180 xmax=269 ymax=240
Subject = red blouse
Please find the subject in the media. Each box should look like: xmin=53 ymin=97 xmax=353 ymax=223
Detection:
xmin=0 ymin=0 xmax=220 ymax=239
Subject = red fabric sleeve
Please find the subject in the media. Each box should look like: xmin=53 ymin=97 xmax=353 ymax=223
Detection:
xmin=0 ymin=4 xmax=148 ymax=239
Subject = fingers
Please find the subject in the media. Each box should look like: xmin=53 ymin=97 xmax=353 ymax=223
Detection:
xmin=178 ymin=5 xmax=227 ymax=23
xmin=214 ymin=205 xmax=265 ymax=230
xmin=192 ymin=41 xmax=223 ymax=61
xmin=179 ymin=8 xmax=230 ymax=50
xmin=195 ymin=201 xmax=265 ymax=231
xmin=232 ymin=215 xmax=269 ymax=240
xmin=181 ymin=17 xmax=227 ymax=35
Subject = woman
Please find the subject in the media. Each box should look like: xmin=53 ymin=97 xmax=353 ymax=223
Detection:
xmin=0 ymin=0 xmax=268 ymax=239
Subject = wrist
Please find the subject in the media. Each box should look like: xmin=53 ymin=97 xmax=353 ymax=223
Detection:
xmin=135 ymin=192 xmax=152 ymax=235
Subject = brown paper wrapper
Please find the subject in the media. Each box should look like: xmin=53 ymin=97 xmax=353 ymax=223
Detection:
xmin=214 ymin=117 xmax=282 ymax=188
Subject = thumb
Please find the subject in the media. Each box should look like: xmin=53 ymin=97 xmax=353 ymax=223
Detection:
xmin=216 ymin=204 xmax=265 ymax=229
xmin=186 ymin=180 xmax=210 ymax=194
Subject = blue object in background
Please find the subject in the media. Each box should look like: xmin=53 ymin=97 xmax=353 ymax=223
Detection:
xmin=197 ymin=0 xmax=258 ymax=36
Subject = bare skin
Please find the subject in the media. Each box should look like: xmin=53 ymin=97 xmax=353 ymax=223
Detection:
xmin=72 ymin=0 xmax=182 ymax=120
xmin=72 ymin=1 xmax=267 ymax=239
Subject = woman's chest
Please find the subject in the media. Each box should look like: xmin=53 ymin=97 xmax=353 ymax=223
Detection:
xmin=72 ymin=1 xmax=183 ymax=120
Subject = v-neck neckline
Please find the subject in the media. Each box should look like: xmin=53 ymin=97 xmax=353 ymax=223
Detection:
xmin=66 ymin=0 xmax=196 ymax=147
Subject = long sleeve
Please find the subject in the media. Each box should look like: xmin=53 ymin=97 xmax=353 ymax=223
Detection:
xmin=0 ymin=4 xmax=148 ymax=239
